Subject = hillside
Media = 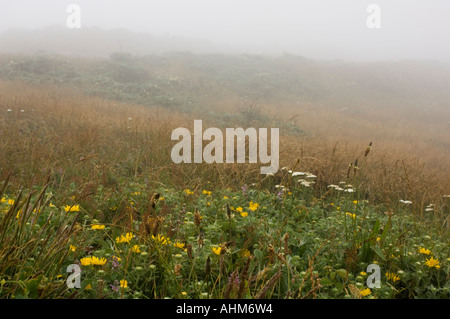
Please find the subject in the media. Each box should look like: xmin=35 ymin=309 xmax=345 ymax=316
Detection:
xmin=0 ymin=26 xmax=229 ymax=57
xmin=0 ymin=48 xmax=449 ymax=300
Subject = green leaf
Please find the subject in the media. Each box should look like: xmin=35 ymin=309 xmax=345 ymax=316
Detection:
xmin=380 ymin=219 xmax=391 ymax=242
xmin=372 ymin=246 xmax=386 ymax=261
xmin=25 ymin=275 xmax=43 ymax=299
xmin=320 ymin=277 xmax=333 ymax=287
xmin=253 ymin=249 xmax=263 ymax=260
xmin=336 ymin=269 xmax=348 ymax=279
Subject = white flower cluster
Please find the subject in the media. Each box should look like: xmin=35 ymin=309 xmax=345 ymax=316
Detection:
xmin=282 ymin=168 xmax=317 ymax=188
xmin=327 ymin=181 xmax=355 ymax=193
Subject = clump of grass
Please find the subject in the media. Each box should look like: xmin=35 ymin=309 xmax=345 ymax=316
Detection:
xmin=0 ymin=177 xmax=78 ymax=298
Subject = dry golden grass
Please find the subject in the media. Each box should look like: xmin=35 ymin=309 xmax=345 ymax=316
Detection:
xmin=0 ymin=79 xmax=449 ymax=216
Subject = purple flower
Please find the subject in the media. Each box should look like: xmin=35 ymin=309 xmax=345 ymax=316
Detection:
xmin=110 ymin=256 xmax=121 ymax=271
xmin=228 ymin=273 xmax=240 ymax=288
xmin=277 ymin=189 xmax=284 ymax=199
xmin=241 ymin=184 xmax=248 ymax=196
xmin=110 ymin=280 xmax=119 ymax=292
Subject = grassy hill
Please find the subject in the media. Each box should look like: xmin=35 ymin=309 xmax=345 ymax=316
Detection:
xmin=0 ymin=51 xmax=448 ymax=299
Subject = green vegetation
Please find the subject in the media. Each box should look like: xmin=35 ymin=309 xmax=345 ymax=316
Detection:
xmin=0 ymin=171 xmax=448 ymax=299
xmin=0 ymin=53 xmax=448 ymax=299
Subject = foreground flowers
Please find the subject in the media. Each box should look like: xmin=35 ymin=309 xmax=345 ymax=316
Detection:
xmin=80 ymin=256 xmax=107 ymax=266
xmin=345 ymin=212 xmax=356 ymax=219
xmin=131 ymin=245 xmax=141 ymax=253
xmin=212 ymin=246 xmax=222 ymax=255
xmin=424 ymin=257 xmax=440 ymax=269
xmin=360 ymin=288 xmax=371 ymax=297
xmin=116 ymin=232 xmax=133 ymax=244
xmin=173 ymin=241 xmax=186 ymax=250
xmin=120 ymin=279 xmax=128 ymax=288
xmin=386 ymin=272 xmax=401 ymax=283
xmin=248 ymin=201 xmax=259 ymax=211
xmin=64 ymin=205 xmax=80 ymax=212
xmin=152 ymin=234 xmax=171 ymax=245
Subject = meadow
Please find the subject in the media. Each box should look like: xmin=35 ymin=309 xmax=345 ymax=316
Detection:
xmin=0 ymin=53 xmax=448 ymax=299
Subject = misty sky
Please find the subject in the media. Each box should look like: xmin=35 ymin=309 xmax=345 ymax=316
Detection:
xmin=1 ymin=0 xmax=450 ymax=61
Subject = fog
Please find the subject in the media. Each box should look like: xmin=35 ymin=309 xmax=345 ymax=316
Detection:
xmin=1 ymin=0 xmax=450 ymax=62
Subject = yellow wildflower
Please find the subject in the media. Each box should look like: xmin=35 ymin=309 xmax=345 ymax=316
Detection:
xmin=386 ymin=272 xmax=401 ymax=283
xmin=152 ymin=234 xmax=171 ymax=245
xmin=80 ymin=257 xmax=92 ymax=266
xmin=184 ymin=189 xmax=194 ymax=195
xmin=202 ymin=190 xmax=211 ymax=196
xmin=64 ymin=205 xmax=80 ymax=212
xmin=240 ymin=212 xmax=248 ymax=217
xmin=69 ymin=245 xmax=77 ymax=252
xmin=116 ymin=232 xmax=133 ymax=244
xmin=419 ymin=247 xmax=431 ymax=255
xmin=131 ymin=245 xmax=141 ymax=253
xmin=346 ymin=212 xmax=356 ymax=219
xmin=360 ymin=271 xmax=367 ymax=276
xmin=7 ymin=199 xmax=15 ymax=205
xmin=235 ymin=207 xmax=243 ymax=213
xmin=212 ymin=246 xmax=222 ymax=255
xmin=120 ymin=279 xmax=128 ymax=288
xmin=248 ymin=201 xmax=259 ymax=211
xmin=424 ymin=257 xmax=440 ymax=269
xmin=91 ymin=224 xmax=105 ymax=230
xmin=360 ymin=288 xmax=371 ymax=297
xmin=173 ymin=241 xmax=186 ymax=250
xmin=90 ymin=256 xmax=107 ymax=266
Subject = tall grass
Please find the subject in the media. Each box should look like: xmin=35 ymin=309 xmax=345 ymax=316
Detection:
xmin=0 ymin=176 xmax=77 ymax=298
xmin=0 ymin=79 xmax=448 ymax=218
xmin=0 ymin=78 xmax=448 ymax=299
